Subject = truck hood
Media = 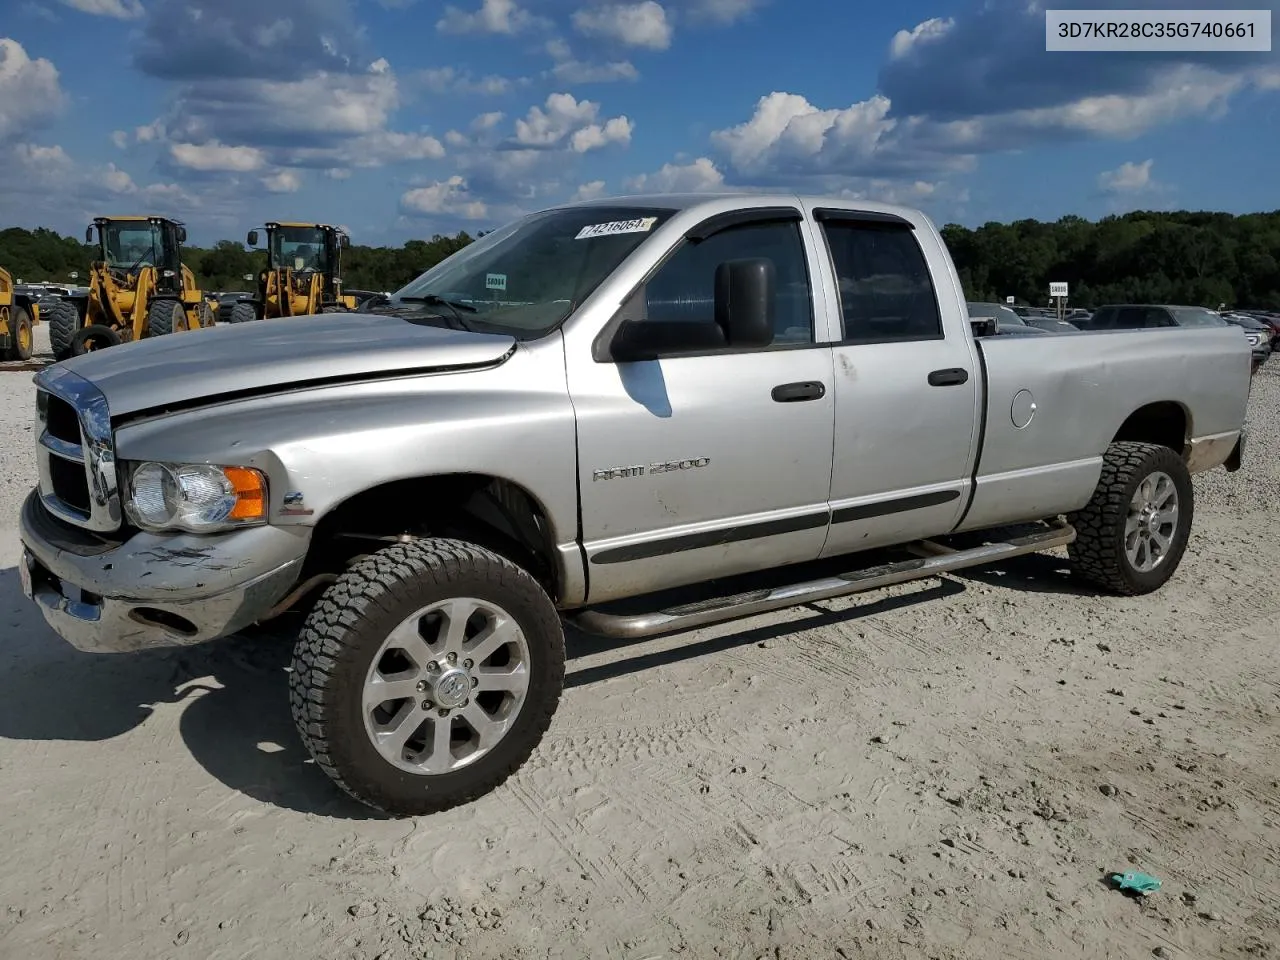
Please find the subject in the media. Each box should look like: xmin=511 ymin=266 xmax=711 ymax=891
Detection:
xmin=54 ymin=311 xmax=518 ymax=417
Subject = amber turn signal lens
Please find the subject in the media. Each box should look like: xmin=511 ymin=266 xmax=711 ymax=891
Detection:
xmin=223 ymin=466 xmax=267 ymax=521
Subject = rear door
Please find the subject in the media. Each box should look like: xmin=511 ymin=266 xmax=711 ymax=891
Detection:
xmin=566 ymin=209 xmax=838 ymax=603
xmin=803 ymin=206 xmax=980 ymax=559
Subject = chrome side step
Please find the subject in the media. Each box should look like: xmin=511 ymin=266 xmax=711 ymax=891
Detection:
xmin=566 ymin=520 xmax=1076 ymax=640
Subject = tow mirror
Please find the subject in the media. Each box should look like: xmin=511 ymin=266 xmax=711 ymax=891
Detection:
xmin=246 ymin=229 xmax=259 ymax=247
xmin=714 ymin=257 xmax=775 ymax=347
xmin=177 ymin=226 xmax=186 ymax=243
xmin=85 ymin=225 xmax=94 ymax=243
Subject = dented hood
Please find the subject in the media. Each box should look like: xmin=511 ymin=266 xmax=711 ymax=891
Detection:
xmin=54 ymin=311 xmax=517 ymax=417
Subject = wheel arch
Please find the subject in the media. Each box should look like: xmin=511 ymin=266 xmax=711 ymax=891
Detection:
xmin=1111 ymin=401 xmax=1191 ymax=457
xmin=302 ymin=472 xmax=573 ymax=604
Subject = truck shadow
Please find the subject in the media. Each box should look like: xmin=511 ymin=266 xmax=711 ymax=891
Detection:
xmin=0 ymin=551 xmax=1062 ymax=819
xmin=947 ymin=551 xmax=1095 ymax=596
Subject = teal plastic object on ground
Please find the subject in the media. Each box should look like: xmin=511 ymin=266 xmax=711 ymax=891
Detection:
xmin=1110 ymin=871 xmax=1162 ymax=895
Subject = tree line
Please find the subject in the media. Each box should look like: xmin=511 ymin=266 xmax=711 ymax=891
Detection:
xmin=5 ymin=207 xmax=1280 ymax=309
xmin=0 ymin=227 xmax=477 ymax=294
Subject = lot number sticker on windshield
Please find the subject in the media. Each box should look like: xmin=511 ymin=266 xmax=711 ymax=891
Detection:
xmin=575 ymin=217 xmax=658 ymax=240
xmin=485 ymin=273 xmax=507 ymax=291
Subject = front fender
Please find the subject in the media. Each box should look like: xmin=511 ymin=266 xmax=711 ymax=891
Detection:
xmin=112 ymin=334 xmax=579 ymax=545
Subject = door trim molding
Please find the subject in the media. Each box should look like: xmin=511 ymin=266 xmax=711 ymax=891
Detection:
xmin=589 ymin=488 xmax=963 ymax=564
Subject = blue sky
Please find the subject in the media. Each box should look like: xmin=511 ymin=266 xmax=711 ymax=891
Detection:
xmin=1 ymin=0 xmax=1278 ymax=246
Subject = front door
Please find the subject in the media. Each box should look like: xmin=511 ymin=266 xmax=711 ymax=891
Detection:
xmin=805 ymin=208 xmax=980 ymax=559
xmin=567 ymin=216 xmax=837 ymax=604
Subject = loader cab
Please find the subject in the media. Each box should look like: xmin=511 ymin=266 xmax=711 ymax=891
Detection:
xmin=250 ymin=222 xmax=349 ymax=293
xmin=87 ymin=216 xmax=187 ymax=292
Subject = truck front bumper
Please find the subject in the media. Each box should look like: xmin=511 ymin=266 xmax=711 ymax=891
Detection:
xmin=18 ymin=489 xmax=310 ymax=654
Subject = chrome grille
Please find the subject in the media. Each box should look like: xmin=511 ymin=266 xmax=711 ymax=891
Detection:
xmin=34 ymin=366 xmax=122 ymax=532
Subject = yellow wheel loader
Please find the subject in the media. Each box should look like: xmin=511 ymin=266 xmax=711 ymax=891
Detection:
xmin=0 ymin=267 xmax=41 ymax=362
xmin=45 ymin=216 xmax=215 ymax=360
xmin=224 ymin=221 xmax=356 ymax=324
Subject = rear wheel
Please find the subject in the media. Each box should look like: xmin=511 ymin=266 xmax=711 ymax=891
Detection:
xmin=4 ymin=306 xmax=33 ymax=361
xmin=289 ymin=539 xmax=565 ymax=816
xmin=70 ymin=325 xmax=123 ymax=355
xmin=228 ymin=300 xmax=259 ymax=324
xmin=146 ymin=299 xmax=185 ymax=337
xmin=196 ymin=299 xmax=216 ymax=328
xmin=47 ymin=299 xmax=80 ymax=361
xmin=1067 ymin=441 xmax=1194 ymax=595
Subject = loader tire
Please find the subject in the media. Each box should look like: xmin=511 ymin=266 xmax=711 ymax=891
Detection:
xmin=1067 ymin=441 xmax=1193 ymax=596
xmin=289 ymin=538 xmax=565 ymax=817
xmin=320 ymin=305 xmax=349 ymax=313
xmin=47 ymin=299 xmax=80 ymax=361
xmin=147 ymin=299 xmax=185 ymax=338
xmin=70 ymin=325 xmax=122 ymax=355
xmin=227 ymin=300 xmax=259 ymax=324
xmin=4 ymin=305 xmax=34 ymax=361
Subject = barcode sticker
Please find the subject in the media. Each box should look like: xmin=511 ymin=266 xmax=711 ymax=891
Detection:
xmin=574 ymin=217 xmax=658 ymax=240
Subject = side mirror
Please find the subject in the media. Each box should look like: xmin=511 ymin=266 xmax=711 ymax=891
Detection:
xmin=969 ymin=316 xmax=997 ymax=338
xmin=246 ymin=230 xmax=259 ymax=247
xmin=176 ymin=226 xmax=187 ymax=243
xmin=714 ymin=257 xmax=775 ymax=348
xmin=340 ymin=234 xmax=350 ymax=249
xmin=85 ymin=225 xmax=94 ymax=243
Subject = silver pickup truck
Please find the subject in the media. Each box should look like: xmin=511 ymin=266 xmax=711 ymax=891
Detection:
xmin=18 ymin=193 xmax=1251 ymax=816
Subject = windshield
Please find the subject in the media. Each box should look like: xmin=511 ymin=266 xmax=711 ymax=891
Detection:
xmin=391 ymin=204 xmax=677 ymax=337
xmin=1169 ymin=306 xmax=1228 ymax=328
xmin=102 ymin=221 xmax=161 ymax=270
xmin=271 ymin=226 xmax=330 ymax=273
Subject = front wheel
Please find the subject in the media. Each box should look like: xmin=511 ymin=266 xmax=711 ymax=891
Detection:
xmin=1067 ymin=441 xmax=1194 ymax=595
xmin=4 ymin=306 xmax=33 ymax=361
xmin=289 ymin=539 xmax=566 ymax=816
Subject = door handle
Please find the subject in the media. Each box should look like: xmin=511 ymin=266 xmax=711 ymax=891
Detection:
xmin=771 ymin=381 xmax=826 ymax=402
xmin=927 ymin=367 xmax=969 ymax=387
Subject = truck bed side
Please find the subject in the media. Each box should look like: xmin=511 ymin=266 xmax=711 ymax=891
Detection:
xmin=957 ymin=325 xmax=1251 ymax=532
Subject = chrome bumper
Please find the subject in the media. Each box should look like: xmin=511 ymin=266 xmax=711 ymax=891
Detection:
xmin=18 ymin=489 xmax=310 ymax=654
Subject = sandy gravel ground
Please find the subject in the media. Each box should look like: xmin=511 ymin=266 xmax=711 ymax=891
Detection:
xmin=2 ymin=325 xmax=1278 ymax=960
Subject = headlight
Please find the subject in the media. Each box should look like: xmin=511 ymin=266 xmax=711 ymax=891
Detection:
xmin=123 ymin=461 xmax=267 ymax=533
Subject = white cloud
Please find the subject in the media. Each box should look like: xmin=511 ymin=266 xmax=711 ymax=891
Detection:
xmin=262 ymin=169 xmax=302 ymax=192
xmin=572 ymin=1 xmax=672 ymax=50
xmin=1098 ymin=159 xmax=1154 ymax=193
xmin=111 ymin=130 xmax=128 ymax=149
xmin=437 ymin=0 xmax=543 ymax=34
xmin=545 ymin=40 xmax=638 ymax=83
xmin=135 ymin=120 xmax=165 ymax=142
xmin=623 ymin=157 xmax=726 ymax=193
xmin=571 ymin=180 xmax=607 ymax=201
xmin=325 ymin=167 xmax=351 ymax=179
xmin=889 ymin=17 xmax=954 ymax=59
xmin=711 ymin=91 xmax=897 ymax=177
xmin=13 ymin=143 xmax=73 ymax=171
xmin=169 ymin=140 xmax=266 ymax=172
xmin=101 ymin=162 xmax=134 ymax=193
xmin=401 ymin=176 xmax=489 ymax=219
xmin=55 ymin=0 xmax=143 ymax=17
xmin=418 ymin=66 xmax=513 ymax=95
xmin=513 ymin=92 xmax=633 ymax=152
xmin=686 ymin=0 xmax=763 ymax=24
xmin=0 ymin=38 xmax=66 ymax=138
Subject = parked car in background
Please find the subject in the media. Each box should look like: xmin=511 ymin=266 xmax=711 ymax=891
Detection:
xmin=1084 ymin=304 xmax=1228 ymax=330
xmin=1221 ymin=313 xmax=1272 ymax=372
xmin=967 ymin=301 xmax=1049 ymax=336
xmin=1024 ymin=314 xmax=1082 ymax=334
xmin=1241 ymin=311 xmax=1280 ymax=350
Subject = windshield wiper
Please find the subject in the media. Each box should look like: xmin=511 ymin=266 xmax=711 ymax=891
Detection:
xmin=398 ymin=294 xmax=478 ymax=312
xmin=395 ymin=294 xmax=478 ymax=332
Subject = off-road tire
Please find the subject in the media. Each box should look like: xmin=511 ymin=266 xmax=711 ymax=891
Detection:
xmin=227 ymin=300 xmax=259 ymax=324
xmin=70 ymin=324 xmax=123 ymax=355
xmin=289 ymin=538 xmax=566 ymax=816
xmin=1067 ymin=441 xmax=1194 ymax=596
xmin=4 ymin=305 xmax=34 ymax=361
xmin=147 ymin=299 xmax=185 ymax=337
xmin=47 ymin=299 xmax=80 ymax=361
xmin=320 ymin=305 xmax=349 ymax=313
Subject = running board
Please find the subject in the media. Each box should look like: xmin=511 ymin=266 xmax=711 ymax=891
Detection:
xmin=566 ymin=520 xmax=1076 ymax=640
